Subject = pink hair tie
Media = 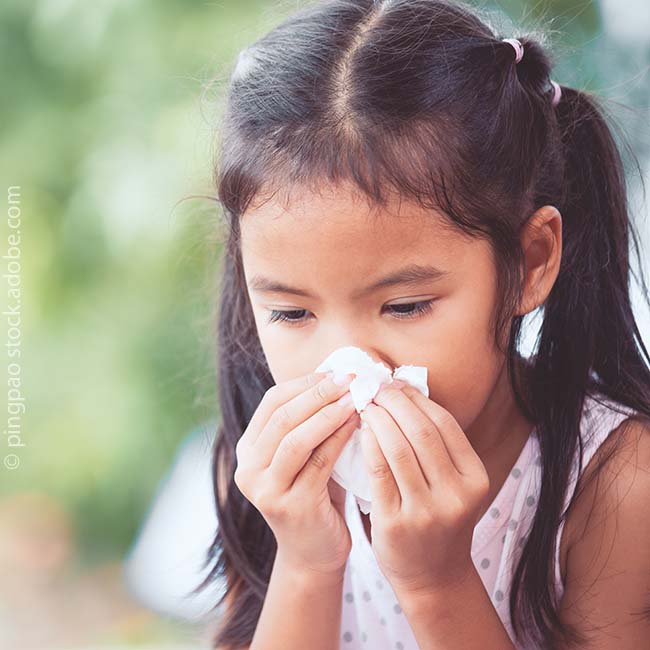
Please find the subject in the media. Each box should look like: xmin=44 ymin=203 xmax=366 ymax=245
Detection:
xmin=502 ymin=36 xmax=562 ymax=108
xmin=502 ymin=38 xmax=523 ymax=63
xmin=550 ymin=79 xmax=562 ymax=107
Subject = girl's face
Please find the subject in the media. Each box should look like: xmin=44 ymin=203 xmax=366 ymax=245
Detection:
xmin=240 ymin=182 xmax=512 ymax=439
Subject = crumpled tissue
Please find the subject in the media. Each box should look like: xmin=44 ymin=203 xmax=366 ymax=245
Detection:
xmin=315 ymin=346 xmax=429 ymax=514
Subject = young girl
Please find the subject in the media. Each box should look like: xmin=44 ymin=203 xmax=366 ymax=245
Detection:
xmin=194 ymin=0 xmax=650 ymax=648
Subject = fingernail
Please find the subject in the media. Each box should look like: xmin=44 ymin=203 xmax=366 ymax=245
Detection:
xmin=332 ymin=373 xmax=355 ymax=386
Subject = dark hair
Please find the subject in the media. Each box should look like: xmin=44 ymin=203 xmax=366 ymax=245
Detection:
xmin=193 ymin=0 xmax=650 ymax=647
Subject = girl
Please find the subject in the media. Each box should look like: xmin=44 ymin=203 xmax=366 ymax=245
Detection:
xmin=194 ymin=0 xmax=650 ymax=648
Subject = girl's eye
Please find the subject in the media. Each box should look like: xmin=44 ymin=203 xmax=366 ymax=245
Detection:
xmin=267 ymin=308 xmax=312 ymax=325
xmin=267 ymin=300 xmax=436 ymax=325
xmin=385 ymin=300 xmax=436 ymax=319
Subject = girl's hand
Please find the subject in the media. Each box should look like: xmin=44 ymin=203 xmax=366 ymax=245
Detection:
xmin=359 ymin=381 xmax=490 ymax=598
xmin=234 ymin=371 xmax=360 ymax=579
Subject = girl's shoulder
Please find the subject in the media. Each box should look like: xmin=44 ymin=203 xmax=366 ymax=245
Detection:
xmin=556 ymin=398 xmax=650 ymax=645
xmin=564 ymin=391 xmax=649 ymax=548
xmin=581 ymin=391 xmax=640 ymax=444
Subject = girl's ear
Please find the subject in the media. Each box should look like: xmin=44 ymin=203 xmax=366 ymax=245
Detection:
xmin=516 ymin=205 xmax=563 ymax=317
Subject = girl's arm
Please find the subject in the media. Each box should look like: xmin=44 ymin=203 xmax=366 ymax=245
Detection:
xmin=249 ymin=550 xmax=345 ymax=650
xmin=551 ymin=418 xmax=650 ymax=649
xmin=398 ymin=566 xmax=516 ymax=650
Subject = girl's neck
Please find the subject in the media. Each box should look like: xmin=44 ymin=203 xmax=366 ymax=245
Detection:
xmin=466 ymin=355 xmax=534 ymax=459
xmin=468 ymin=355 xmax=535 ymax=521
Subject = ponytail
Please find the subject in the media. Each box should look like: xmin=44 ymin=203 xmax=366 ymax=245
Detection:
xmin=509 ymin=85 xmax=650 ymax=648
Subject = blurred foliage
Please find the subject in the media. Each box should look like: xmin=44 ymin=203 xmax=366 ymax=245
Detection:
xmin=0 ymin=0 xmax=282 ymax=564
xmin=0 ymin=0 xmax=647 ymax=623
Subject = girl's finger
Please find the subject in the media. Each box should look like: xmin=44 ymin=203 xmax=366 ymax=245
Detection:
xmin=253 ymin=373 xmax=354 ymax=465
xmin=239 ymin=371 xmax=330 ymax=448
xmin=399 ymin=384 xmax=484 ymax=477
xmin=359 ymin=415 xmax=401 ymax=515
xmin=268 ymin=394 xmax=358 ymax=490
xmin=292 ymin=411 xmax=361 ymax=495
xmin=372 ymin=385 xmax=458 ymax=487
xmin=360 ymin=403 xmax=430 ymax=507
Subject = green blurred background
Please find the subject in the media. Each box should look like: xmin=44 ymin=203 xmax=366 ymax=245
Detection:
xmin=1 ymin=0 xmax=648 ymax=647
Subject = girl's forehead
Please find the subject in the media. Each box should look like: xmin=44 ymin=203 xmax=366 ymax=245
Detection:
xmin=240 ymin=186 xmax=465 ymax=261
xmin=239 ymin=188 xmax=495 ymax=299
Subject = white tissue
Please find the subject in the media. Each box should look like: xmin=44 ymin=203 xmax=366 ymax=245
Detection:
xmin=315 ymin=346 xmax=429 ymax=515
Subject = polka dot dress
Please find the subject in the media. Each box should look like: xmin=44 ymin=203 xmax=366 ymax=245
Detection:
xmin=338 ymin=392 xmax=638 ymax=649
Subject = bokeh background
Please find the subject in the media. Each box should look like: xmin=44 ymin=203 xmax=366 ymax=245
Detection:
xmin=1 ymin=0 xmax=649 ymax=648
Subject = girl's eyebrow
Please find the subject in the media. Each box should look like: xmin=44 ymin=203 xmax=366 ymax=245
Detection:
xmin=248 ymin=263 xmax=450 ymax=299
